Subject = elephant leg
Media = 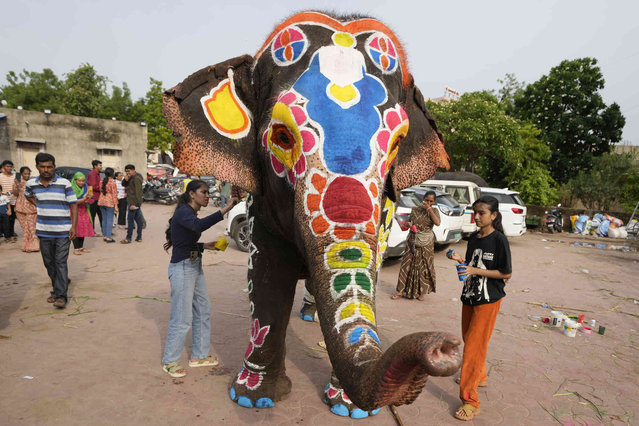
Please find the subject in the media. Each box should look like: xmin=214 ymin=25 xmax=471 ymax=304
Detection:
xmin=324 ymin=373 xmax=382 ymax=419
xmin=229 ymin=216 xmax=302 ymax=409
xmin=299 ymin=280 xmax=317 ymax=322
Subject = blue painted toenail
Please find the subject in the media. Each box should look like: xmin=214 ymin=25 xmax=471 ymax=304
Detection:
xmin=229 ymin=388 xmax=236 ymax=401
xmin=351 ymin=408 xmax=369 ymax=419
xmin=255 ymin=398 xmax=274 ymax=408
xmin=237 ymin=396 xmax=253 ymax=408
xmin=330 ymin=404 xmax=349 ymax=417
xmin=302 ymin=314 xmax=313 ymax=322
xmin=370 ymin=408 xmax=381 ymax=415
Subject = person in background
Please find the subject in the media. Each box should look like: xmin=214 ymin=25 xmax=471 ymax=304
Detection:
xmin=115 ymin=172 xmax=127 ymax=229
xmin=12 ymin=166 xmax=39 ymax=252
xmin=121 ymin=164 xmax=143 ymax=244
xmin=98 ymin=167 xmax=118 ymax=243
xmin=218 ymin=181 xmax=231 ymax=208
xmin=0 ymin=160 xmax=18 ymax=241
xmin=161 ymin=179 xmax=238 ymax=377
xmin=71 ymin=172 xmax=95 ymax=255
xmin=25 ymin=153 xmax=77 ymax=309
xmin=87 ymin=159 xmax=103 ymax=235
xmin=0 ymin=183 xmax=11 ymax=242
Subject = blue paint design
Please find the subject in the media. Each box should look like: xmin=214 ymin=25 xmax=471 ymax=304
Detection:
xmin=371 ymin=408 xmax=381 ymax=415
xmin=229 ymin=387 xmax=236 ymax=401
xmin=330 ymin=404 xmax=350 ymax=417
xmin=255 ymin=398 xmax=274 ymax=408
xmin=301 ymin=312 xmax=314 ymax=322
xmin=274 ymin=41 xmax=306 ymax=63
xmin=293 ymin=55 xmax=387 ymax=175
xmin=237 ymin=396 xmax=253 ymax=408
xmin=350 ymin=408 xmax=369 ymax=419
xmin=349 ymin=327 xmax=381 ymax=344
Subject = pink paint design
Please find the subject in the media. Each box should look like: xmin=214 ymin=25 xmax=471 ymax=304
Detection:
xmin=325 ymin=383 xmax=352 ymax=404
xmin=237 ymin=366 xmax=264 ymax=390
xmin=375 ymin=104 xmax=409 ymax=178
xmin=244 ymin=318 xmax=270 ymax=360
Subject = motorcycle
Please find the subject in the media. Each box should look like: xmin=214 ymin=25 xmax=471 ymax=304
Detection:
xmin=209 ymin=188 xmax=222 ymax=207
xmin=545 ymin=204 xmax=563 ymax=233
xmin=143 ymin=180 xmax=179 ymax=205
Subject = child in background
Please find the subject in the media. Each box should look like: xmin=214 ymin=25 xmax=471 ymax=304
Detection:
xmin=447 ymin=195 xmax=512 ymax=421
xmin=0 ymin=184 xmax=11 ymax=241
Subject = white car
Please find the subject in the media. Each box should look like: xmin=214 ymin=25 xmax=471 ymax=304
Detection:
xmin=225 ymin=200 xmax=250 ymax=251
xmin=419 ymin=179 xmax=481 ymax=238
xmin=385 ymin=188 xmax=465 ymax=259
xmin=478 ymin=187 xmax=527 ymax=237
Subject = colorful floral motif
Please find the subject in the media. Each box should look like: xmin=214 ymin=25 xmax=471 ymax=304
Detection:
xmin=200 ymin=69 xmax=252 ymax=139
xmin=365 ymin=32 xmax=399 ymax=74
xmin=244 ymin=318 xmax=270 ymax=360
xmin=325 ymin=383 xmax=352 ymax=404
xmin=375 ymin=104 xmax=409 ymax=178
xmin=376 ymin=198 xmax=395 ymax=270
xmin=236 ymin=366 xmax=264 ymax=390
xmin=271 ymin=25 xmax=308 ymax=66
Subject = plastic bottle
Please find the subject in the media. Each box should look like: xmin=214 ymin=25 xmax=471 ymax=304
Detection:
xmin=589 ymin=319 xmax=596 ymax=328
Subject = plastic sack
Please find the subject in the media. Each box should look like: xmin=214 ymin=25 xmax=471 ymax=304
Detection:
xmin=608 ymin=227 xmax=620 ymax=238
xmin=594 ymin=213 xmax=604 ymax=222
xmin=618 ymin=227 xmax=628 ymax=239
xmin=570 ymin=215 xmax=578 ymax=231
xmin=598 ymin=219 xmax=610 ymax=237
xmin=575 ymin=215 xmax=589 ymax=233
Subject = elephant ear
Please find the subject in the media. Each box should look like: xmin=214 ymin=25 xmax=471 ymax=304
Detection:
xmin=163 ymin=55 xmax=261 ymax=194
xmin=391 ymin=79 xmax=449 ymax=193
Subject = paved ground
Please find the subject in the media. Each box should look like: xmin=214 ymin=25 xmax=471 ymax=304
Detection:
xmin=1 ymin=203 xmax=638 ymax=425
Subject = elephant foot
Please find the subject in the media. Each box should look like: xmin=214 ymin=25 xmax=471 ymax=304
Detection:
xmin=229 ymin=365 xmax=292 ymax=409
xmin=324 ymin=378 xmax=381 ymax=419
xmin=299 ymin=300 xmax=318 ymax=322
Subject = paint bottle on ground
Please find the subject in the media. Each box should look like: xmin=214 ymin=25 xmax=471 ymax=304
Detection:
xmin=589 ymin=319 xmax=596 ymax=328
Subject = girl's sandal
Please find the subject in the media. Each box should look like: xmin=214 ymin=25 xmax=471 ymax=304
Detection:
xmin=454 ymin=404 xmax=480 ymax=421
xmin=81 ymin=248 xmax=91 ymax=253
xmin=73 ymin=249 xmax=83 ymax=255
xmin=189 ymin=356 xmax=219 ymax=368
xmin=162 ymin=361 xmax=186 ymax=378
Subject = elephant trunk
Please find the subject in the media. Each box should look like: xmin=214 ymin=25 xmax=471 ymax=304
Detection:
xmin=309 ymin=239 xmax=462 ymax=410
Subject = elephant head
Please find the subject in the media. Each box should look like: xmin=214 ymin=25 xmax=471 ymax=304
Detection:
xmin=164 ymin=11 xmax=460 ymax=414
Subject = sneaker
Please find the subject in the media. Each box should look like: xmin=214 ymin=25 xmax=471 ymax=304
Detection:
xmin=53 ymin=298 xmax=67 ymax=309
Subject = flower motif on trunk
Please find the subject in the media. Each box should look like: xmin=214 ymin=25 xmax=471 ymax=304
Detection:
xmin=244 ymin=318 xmax=270 ymax=360
xmin=262 ymin=90 xmax=318 ymax=185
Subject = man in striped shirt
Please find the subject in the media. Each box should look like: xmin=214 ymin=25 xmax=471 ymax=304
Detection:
xmin=25 ymin=153 xmax=78 ymax=309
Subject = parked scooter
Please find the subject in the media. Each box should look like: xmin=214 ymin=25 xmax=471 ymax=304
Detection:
xmin=209 ymin=188 xmax=222 ymax=207
xmin=143 ymin=180 xmax=179 ymax=205
xmin=545 ymin=204 xmax=563 ymax=233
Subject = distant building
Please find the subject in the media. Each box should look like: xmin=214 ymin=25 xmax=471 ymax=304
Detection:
xmin=614 ymin=143 xmax=639 ymax=164
xmin=0 ymin=108 xmax=147 ymax=172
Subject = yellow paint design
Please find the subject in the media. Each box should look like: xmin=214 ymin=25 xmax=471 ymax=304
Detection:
xmin=333 ymin=32 xmax=355 ymax=47
xmin=385 ymin=123 xmax=409 ymax=172
xmin=202 ymin=80 xmax=250 ymax=137
xmin=340 ymin=302 xmax=375 ymax=323
xmin=329 ymin=84 xmax=357 ymax=103
xmin=267 ymin=102 xmax=302 ymax=169
xmin=383 ymin=198 xmax=394 ymax=228
xmin=326 ymin=241 xmax=372 ymax=269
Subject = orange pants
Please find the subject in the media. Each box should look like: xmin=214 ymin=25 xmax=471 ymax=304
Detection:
xmin=459 ymin=299 xmax=502 ymax=408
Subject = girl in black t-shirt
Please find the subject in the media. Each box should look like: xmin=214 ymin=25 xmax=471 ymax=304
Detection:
xmin=448 ymin=195 xmax=512 ymax=421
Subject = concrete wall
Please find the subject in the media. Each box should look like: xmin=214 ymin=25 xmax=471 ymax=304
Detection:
xmin=0 ymin=108 xmax=147 ymax=173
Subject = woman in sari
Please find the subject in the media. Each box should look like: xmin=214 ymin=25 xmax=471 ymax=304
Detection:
xmin=392 ymin=190 xmax=441 ymax=300
xmin=71 ymin=172 xmax=95 ymax=255
xmin=13 ymin=166 xmax=39 ymax=252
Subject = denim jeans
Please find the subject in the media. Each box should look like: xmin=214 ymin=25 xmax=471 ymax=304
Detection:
xmin=39 ymin=237 xmax=71 ymax=301
xmin=99 ymin=206 xmax=115 ymax=238
xmin=126 ymin=206 xmax=143 ymax=240
xmin=162 ymin=257 xmax=211 ymax=364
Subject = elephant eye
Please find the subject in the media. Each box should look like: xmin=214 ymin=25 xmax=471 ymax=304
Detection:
xmin=271 ymin=124 xmax=296 ymax=150
xmin=389 ymin=133 xmax=404 ymax=155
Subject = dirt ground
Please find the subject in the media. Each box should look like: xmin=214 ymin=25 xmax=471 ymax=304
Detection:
xmin=1 ymin=203 xmax=638 ymax=425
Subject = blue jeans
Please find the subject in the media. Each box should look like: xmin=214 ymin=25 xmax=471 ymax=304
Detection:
xmin=126 ymin=206 xmax=143 ymax=240
xmin=162 ymin=257 xmax=211 ymax=364
xmin=39 ymin=237 xmax=71 ymax=301
xmin=99 ymin=206 xmax=114 ymax=238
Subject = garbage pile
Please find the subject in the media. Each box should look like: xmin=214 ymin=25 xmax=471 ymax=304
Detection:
xmin=528 ymin=303 xmax=605 ymax=338
xmin=570 ymin=214 xmax=637 ymax=238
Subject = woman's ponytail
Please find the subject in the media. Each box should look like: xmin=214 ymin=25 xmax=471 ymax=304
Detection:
xmin=492 ymin=211 xmax=505 ymax=234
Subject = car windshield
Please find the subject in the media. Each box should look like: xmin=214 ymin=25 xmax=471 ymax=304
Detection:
xmin=444 ymin=186 xmax=470 ymax=204
xmin=436 ymin=193 xmax=460 ymax=208
xmin=399 ymin=193 xmax=420 ymax=208
xmin=482 ymin=192 xmax=523 ymax=206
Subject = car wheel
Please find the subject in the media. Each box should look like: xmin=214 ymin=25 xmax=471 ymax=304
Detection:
xmin=233 ymin=220 xmax=250 ymax=252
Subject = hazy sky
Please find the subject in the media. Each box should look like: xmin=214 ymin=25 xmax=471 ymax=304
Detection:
xmin=2 ymin=0 xmax=638 ymax=144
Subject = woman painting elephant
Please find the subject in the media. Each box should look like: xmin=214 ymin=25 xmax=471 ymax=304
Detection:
xmin=393 ymin=190 xmax=440 ymax=300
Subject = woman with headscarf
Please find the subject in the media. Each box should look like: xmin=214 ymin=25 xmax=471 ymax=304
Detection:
xmin=71 ymin=172 xmax=95 ymax=255
xmin=12 ymin=166 xmax=39 ymax=252
xmin=392 ymin=190 xmax=441 ymax=300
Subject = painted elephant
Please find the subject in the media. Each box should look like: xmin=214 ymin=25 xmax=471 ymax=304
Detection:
xmin=163 ymin=11 xmax=462 ymax=418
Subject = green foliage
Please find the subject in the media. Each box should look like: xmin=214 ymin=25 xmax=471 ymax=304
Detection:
xmin=565 ymin=152 xmax=637 ymax=211
xmin=100 ymin=82 xmax=136 ymax=121
xmin=512 ymin=58 xmax=626 ymax=184
xmin=62 ymin=63 xmax=109 ymax=117
xmin=496 ymin=73 xmax=525 ymax=114
xmin=139 ymin=78 xmax=173 ymax=151
xmin=0 ymin=68 xmax=63 ymax=112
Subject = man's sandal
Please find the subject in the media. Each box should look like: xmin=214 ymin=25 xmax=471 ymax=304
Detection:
xmin=189 ymin=356 xmax=219 ymax=368
xmin=455 ymin=377 xmax=488 ymax=387
xmin=454 ymin=404 xmax=480 ymax=421
xmin=162 ymin=362 xmax=186 ymax=378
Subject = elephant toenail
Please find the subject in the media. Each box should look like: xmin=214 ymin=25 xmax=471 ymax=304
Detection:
xmin=256 ymin=398 xmax=274 ymax=408
xmin=370 ymin=408 xmax=381 ymax=415
xmin=237 ymin=396 xmax=253 ymax=408
xmin=330 ymin=404 xmax=350 ymax=417
xmin=350 ymin=408 xmax=369 ymax=419
xmin=229 ymin=388 xmax=236 ymax=401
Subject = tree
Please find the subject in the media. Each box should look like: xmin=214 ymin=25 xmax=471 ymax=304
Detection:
xmin=496 ymin=73 xmax=525 ymax=114
xmin=512 ymin=58 xmax=626 ymax=184
xmin=0 ymin=68 xmax=63 ymax=112
xmin=140 ymin=78 xmax=173 ymax=151
xmin=427 ymin=91 xmax=521 ymax=185
xmin=100 ymin=82 xmax=135 ymax=121
xmin=62 ymin=63 xmax=109 ymax=117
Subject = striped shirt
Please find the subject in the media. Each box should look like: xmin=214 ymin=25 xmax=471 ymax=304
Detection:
xmin=25 ymin=174 xmax=77 ymax=238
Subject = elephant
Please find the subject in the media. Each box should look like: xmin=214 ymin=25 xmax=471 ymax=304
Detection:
xmin=163 ymin=11 xmax=462 ymax=418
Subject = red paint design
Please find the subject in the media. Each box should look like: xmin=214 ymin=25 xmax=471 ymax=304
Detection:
xmin=323 ymin=177 xmax=373 ymax=224
xmin=379 ymin=38 xmax=387 ymax=52
xmin=381 ymin=55 xmax=389 ymax=70
xmin=366 ymin=222 xmax=376 ymax=235
xmin=284 ymin=45 xmax=293 ymax=61
xmin=334 ymin=226 xmax=356 ymax=240
xmin=369 ymin=182 xmax=378 ymax=198
xmin=244 ymin=318 xmax=270 ymax=359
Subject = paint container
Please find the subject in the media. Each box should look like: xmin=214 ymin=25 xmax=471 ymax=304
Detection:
xmin=456 ymin=263 xmax=468 ymax=281
xmin=214 ymin=236 xmax=229 ymax=251
xmin=563 ymin=319 xmax=580 ymax=338
xmin=579 ymin=326 xmax=592 ymax=334
xmin=550 ymin=311 xmax=564 ymax=327
xmin=541 ymin=317 xmax=550 ymax=324
xmin=446 ymin=248 xmax=455 ymax=259
xmin=589 ymin=319 xmax=596 ymax=328
xmin=598 ymin=325 xmax=606 ymax=335
xmin=528 ymin=315 xmax=541 ymax=321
